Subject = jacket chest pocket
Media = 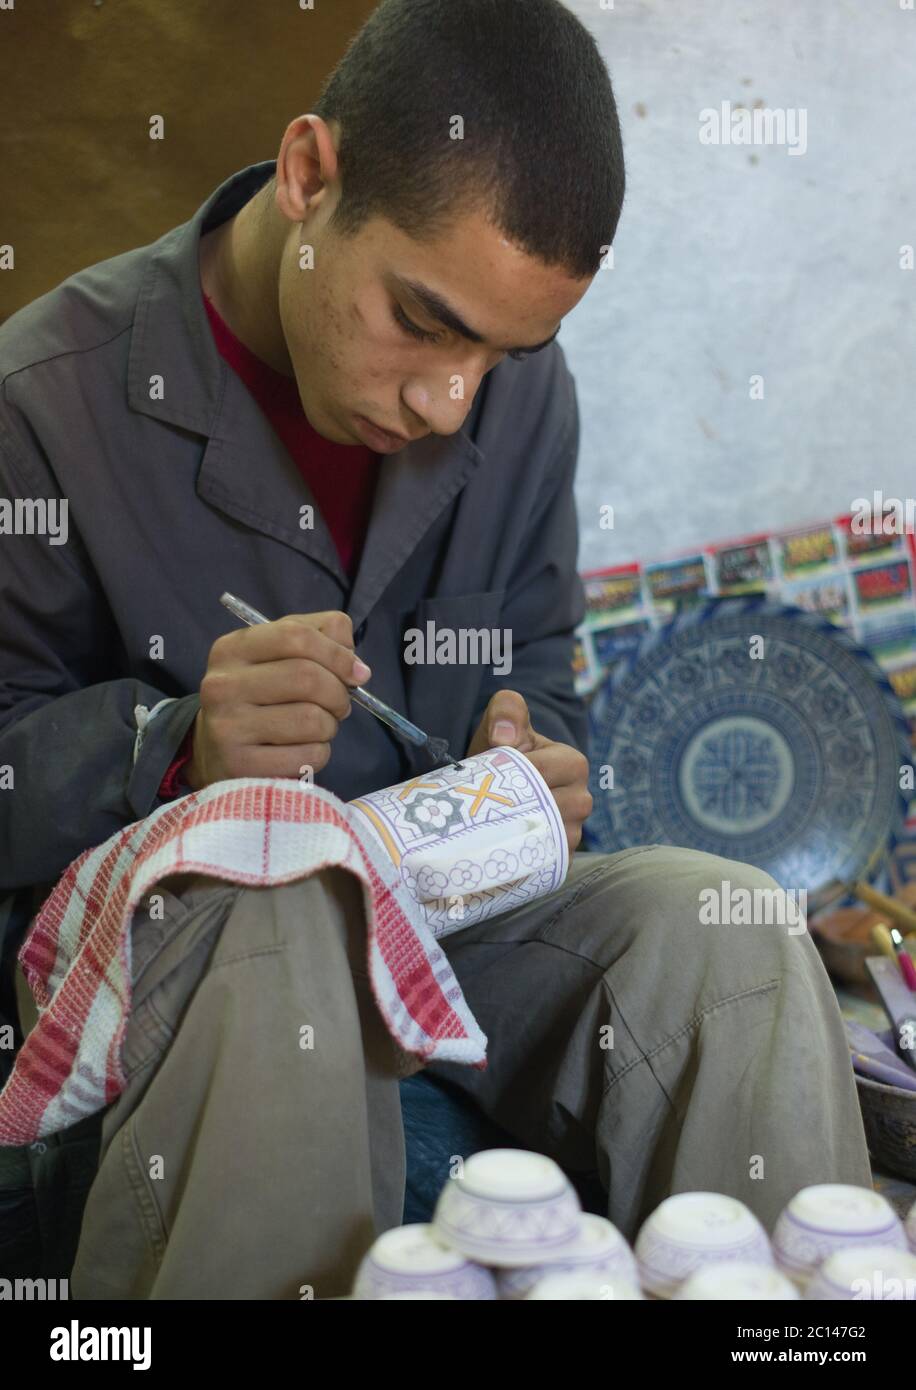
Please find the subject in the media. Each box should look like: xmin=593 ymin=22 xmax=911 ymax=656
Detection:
xmin=400 ymin=589 xmax=507 ymax=750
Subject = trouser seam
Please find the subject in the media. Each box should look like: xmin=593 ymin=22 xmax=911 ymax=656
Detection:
xmin=602 ymin=976 xmax=780 ymax=1097
xmin=207 ymin=943 xmax=285 ymax=973
xmin=119 ymin=1117 xmax=167 ymax=1264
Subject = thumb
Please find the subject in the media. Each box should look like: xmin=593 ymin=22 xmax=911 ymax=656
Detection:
xmin=487 ymin=691 xmax=533 ymax=748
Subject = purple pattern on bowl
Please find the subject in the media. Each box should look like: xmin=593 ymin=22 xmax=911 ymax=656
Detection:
xmin=496 ymin=1217 xmax=638 ymax=1301
xmin=773 ymin=1192 xmax=907 ymax=1281
xmin=637 ymin=1226 xmax=773 ymax=1298
xmin=635 ymin=1193 xmax=773 ymax=1298
xmin=434 ymin=1165 xmax=582 ymax=1268
xmin=353 ymin=1224 xmax=497 ymax=1301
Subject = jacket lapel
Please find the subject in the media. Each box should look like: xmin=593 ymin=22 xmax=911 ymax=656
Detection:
xmin=346 ymin=427 xmax=483 ymax=628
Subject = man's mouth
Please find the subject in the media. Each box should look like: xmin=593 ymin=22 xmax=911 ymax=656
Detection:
xmin=354 ymin=414 xmax=415 ymax=452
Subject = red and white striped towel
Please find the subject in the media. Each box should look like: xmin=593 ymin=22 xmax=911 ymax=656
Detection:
xmin=0 ymin=779 xmax=487 ymax=1146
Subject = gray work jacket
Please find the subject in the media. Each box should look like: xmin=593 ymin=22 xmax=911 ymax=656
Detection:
xmin=0 ymin=161 xmax=587 ymax=927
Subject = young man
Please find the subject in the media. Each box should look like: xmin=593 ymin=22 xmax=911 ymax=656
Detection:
xmin=0 ymin=0 xmax=870 ymax=1298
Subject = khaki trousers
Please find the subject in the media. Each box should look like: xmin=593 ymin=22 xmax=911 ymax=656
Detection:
xmin=67 ymin=845 xmax=872 ymax=1299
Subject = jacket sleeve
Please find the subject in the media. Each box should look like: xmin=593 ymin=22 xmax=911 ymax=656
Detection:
xmin=468 ymin=367 xmax=589 ymax=757
xmin=0 ymin=428 xmax=199 ymax=895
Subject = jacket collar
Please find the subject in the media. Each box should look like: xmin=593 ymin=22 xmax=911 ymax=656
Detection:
xmin=126 ymin=162 xmax=486 ymax=625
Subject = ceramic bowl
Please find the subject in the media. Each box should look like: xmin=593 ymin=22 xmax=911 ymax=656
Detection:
xmin=772 ymin=1184 xmax=907 ymax=1288
xmin=495 ymin=1214 xmax=638 ymax=1300
xmin=353 ymin=1223 xmax=497 ymax=1300
xmin=525 ymin=1271 xmax=644 ymax=1300
xmin=378 ymin=1291 xmax=460 ymax=1300
xmin=804 ymin=1244 xmax=916 ymax=1300
xmin=906 ymin=1197 xmax=916 ymax=1254
xmin=635 ymin=1192 xmax=772 ymax=1298
xmin=674 ymin=1261 xmax=799 ymax=1301
xmin=432 ymin=1148 xmax=582 ymax=1267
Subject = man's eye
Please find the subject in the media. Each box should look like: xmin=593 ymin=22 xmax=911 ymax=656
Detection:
xmin=392 ymin=302 xmax=440 ymax=344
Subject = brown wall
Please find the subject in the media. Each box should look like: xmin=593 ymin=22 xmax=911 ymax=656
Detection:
xmin=0 ymin=0 xmax=379 ymax=323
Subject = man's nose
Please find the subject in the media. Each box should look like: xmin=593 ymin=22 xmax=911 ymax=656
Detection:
xmin=402 ymin=370 xmax=484 ymax=436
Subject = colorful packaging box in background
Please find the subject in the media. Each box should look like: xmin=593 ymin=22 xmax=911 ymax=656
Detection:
xmin=574 ymin=516 xmax=916 ymax=831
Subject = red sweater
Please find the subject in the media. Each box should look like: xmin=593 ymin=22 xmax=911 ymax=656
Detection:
xmin=158 ymin=290 xmax=379 ymax=799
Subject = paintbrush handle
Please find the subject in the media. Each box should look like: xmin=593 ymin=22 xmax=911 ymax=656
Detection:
xmin=219 ymin=593 xmax=457 ymax=764
xmin=852 ymin=881 xmax=916 ymax=934
xmin=899 ymin=949 xmax=916 ymax=992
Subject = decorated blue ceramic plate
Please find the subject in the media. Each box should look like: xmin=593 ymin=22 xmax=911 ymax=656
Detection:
xmin=583 ymin=597 xmax=913 ymax=895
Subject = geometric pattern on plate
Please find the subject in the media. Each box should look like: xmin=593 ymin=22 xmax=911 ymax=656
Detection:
xmin=585 ymin=597 xmax=913 ymax=896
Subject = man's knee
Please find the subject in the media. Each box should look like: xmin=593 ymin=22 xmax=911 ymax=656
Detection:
xmin=199 ymin=866 xmax=369 ymax=972
xmin=576 ymin=845 xmax=804 ymax=987
xmin=641 ymin=846 xmax=810 ymax=992
xmin=128 ymin=868 xmax=369 ymax=1064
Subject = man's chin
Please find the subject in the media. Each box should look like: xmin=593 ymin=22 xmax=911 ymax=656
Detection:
xmin=301 ymin=399 xmax=360 ymax=446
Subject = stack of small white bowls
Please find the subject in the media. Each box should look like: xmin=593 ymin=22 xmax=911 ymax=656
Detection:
xmin=640 ymin=1184 xmax=916 ymax=1301
xmin=354 ymin=1148 xmax=641 ymax=1300
xmin=635 ymin=1191 xmax=788 ymax=1300
xmin=772 ymin=1184 xmax=916 ymax=1299
xmin=351 ymin=1151 xmax=916 ymax=1301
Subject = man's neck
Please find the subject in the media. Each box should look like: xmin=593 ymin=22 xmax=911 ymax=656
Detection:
xmin=198 ymin=187 xmax=295 ymax=377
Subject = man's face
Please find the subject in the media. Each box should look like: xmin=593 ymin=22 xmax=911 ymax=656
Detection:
xmin=277 ymin=195 xmax=593 ymax=451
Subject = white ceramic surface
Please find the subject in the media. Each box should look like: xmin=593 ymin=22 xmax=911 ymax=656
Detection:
xmin=496 ymin=1213 xmax=638 ymax=1300
xmin=772 ymin=1185 xmax=907 ymax=1287
xmin=405 ymin=814 xmax=552 ymax=899
xmin=433 ymin=1148 xmax=582 ymax=1267
xmin=525 ymin=1271 xmax=644 ymax=1300
xmin=635 ymin=1192 xmax=773 ymax=1298
xmin=804 ymin=1244 xmax=916 ymax=1300
xmin=353 ymin=1223 xmax=497 ymax=1300
xmin=906 ymin=1197 xmax=916 ymax=1255
xmin=377 ymin=1292 xmax=461 ymax=1300
xmin=674 ymin=1261 xmax=800 ymax=1301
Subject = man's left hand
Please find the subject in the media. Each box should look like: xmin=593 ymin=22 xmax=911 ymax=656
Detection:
xmin=464 ymin=690 xmax=593 ymax=853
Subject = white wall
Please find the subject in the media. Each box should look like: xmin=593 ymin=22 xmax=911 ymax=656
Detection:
xmin=562 ymin=0 xmax=916 ymax=573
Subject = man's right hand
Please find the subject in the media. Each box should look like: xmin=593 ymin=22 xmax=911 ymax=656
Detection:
xmin=184 ymin=611 xmax=370 ymax=790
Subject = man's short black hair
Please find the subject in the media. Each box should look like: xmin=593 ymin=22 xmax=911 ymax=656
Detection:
xmin=311 ymin=0 xmax=625 ymax=279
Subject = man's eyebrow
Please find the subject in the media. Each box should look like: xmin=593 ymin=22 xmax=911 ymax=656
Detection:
xmin=390 ymin=273 xmax=561 ymax=354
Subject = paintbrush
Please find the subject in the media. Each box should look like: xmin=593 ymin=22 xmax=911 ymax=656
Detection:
xmin=219 ymin=592 xmax=463 ymax=769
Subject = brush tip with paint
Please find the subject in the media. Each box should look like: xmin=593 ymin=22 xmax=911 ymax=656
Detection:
xmin=889 ymin=927 xmax=916 ymax=992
